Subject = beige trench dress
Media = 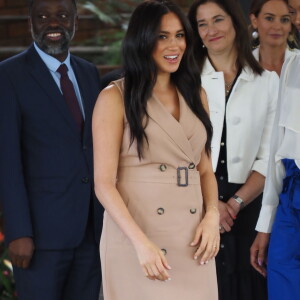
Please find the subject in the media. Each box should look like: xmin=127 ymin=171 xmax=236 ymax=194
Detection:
xmin=100 ymin=79 xmax=218 ymax=300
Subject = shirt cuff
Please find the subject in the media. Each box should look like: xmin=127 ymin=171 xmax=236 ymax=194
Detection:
xmin=255 ymin=204 xmax=278 ymax=233
xmin=252 ymin=160 xmax=268 ymax=177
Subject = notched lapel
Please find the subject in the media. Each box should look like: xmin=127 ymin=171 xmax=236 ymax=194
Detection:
xmin=147 ymin=91 xmax=195 ymax=162
xmin=26 ymin=46 xmax=81 ymax=140
xmin=71 ymin=58 xmax=93 ymax=140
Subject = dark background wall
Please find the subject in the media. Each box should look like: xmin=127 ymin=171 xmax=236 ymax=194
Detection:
xmin=0 ymin=0 xmax=251 ymax=68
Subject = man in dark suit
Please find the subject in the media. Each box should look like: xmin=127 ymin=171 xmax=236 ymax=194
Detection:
xmin=0 ymin=0 xmax=103 ymax=299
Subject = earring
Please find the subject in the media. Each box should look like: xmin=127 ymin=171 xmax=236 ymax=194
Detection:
xmin=202 ymin=44 xmax=206 ymax=48
xmin=288 ymin=32 xmax=295 ymax=43
xmin=252 ymin=30 xmax=259 ymax=39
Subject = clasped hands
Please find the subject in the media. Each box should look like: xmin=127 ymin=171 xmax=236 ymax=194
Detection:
xmin=218 ymin=199 xmax=240 ymax=234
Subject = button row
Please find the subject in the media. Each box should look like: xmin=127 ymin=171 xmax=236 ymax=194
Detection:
xmin=159 ymin=163 xmax=196 ymax=172
xmin=156 ymin=208 xmax=197 ymax=215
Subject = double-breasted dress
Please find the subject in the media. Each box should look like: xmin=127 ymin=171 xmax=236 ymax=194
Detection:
xmin=100 ymin=79 xmax=218 ymax=300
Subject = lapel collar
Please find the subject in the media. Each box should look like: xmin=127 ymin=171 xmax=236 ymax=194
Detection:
xmin=26 ymin=45 xmax=81 ymax=140
xmin=238 ymin=65 xmax=255 ymax=82
xmin=147 ymin=91 xmax=195 ymax=162
xmin=71 ymin=56 xmax=93 ymax=140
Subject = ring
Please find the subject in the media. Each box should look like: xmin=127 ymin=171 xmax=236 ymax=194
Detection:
xmin=219 ymin=225 xmax=223 ymax=230
xmin=213 ymin=245 xmax=217 ymax=248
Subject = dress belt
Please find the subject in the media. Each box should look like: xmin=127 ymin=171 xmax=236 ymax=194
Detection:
xmin=117 ymin=165 xmax=200 ymax=186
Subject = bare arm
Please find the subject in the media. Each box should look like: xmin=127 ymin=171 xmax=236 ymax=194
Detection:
xmin=92 ymin=86 xmax=170 ymax=281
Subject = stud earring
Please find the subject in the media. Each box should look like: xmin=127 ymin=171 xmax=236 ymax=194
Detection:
xmin=202 ymin=44 xmax=206 ymax=48
xmin=252 ymin=30 xmax=259 ymax=39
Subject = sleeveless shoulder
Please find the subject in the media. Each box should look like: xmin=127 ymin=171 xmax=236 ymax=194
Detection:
xmin=111 ymin=78 xmax=125 ymax=97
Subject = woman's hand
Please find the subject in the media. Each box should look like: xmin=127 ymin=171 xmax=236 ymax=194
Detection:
xmin=218 ymin=200 xmax=235 ymax=233
xmin=134 ymin=240 xmax=172 ymax=281
xmin=250 ymin=232 xmax=270 ymax=277
xmin=190 ymin=210 xmax=220 ymax=264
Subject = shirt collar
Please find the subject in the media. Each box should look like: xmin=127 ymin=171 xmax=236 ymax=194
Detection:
xmin=202 ymin=57 xmax=255 ymax=81
xmin=34 ymin=42 xmax=71 ymax=72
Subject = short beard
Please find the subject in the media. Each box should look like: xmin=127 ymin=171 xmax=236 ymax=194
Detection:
xmin=31 ymin=25 xmax=75 ymax=56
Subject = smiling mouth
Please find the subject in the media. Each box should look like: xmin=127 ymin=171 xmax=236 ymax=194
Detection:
xmin=209 ymin=36 xmax=222 ymax=42
xmin=269 ymin=34 xmax=282 ymax=38
xmin=45 ymin=32 xmax=63 ymax=41
xmin=164 ymin=55 xmax=179 ymax=61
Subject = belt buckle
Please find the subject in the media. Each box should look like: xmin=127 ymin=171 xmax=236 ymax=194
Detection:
xmin=177 ymin=167 xmax=188 ymax=187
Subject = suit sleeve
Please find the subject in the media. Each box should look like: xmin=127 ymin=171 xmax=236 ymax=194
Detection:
xmin=0 ymin=69 xmax=33 ymax=245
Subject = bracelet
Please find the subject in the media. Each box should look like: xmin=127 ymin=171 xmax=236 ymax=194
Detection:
xmin=206 ymin=205 xmax=220 ymax=214
xmin=232 ymin=194 xmax=245 ymax=209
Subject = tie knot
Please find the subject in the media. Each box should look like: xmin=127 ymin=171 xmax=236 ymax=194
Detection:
xmin=57 ymin=64 xmax=68 ymax=76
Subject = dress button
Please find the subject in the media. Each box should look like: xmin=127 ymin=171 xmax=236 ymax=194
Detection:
xmin=221 ymin=142 xmax=225 ymax=146
xmin=220 ymin=160 xmax=225 ymax=164
xmin=161 ymin=248 xmax=167 ymax=255
xmin=220 ymin=244 xmax=225 ymax=249
xmin=232 ymin=157 xmax=240 ymax=163
xmin=219 ymin=176 xmax=224 ymax=180
xmin=159 ymin=164 xmax=167 ymax=172
xmin=188 ymin=163 xmax=195 ymax=169
xmin=190 ymin=208 xmax=197 ymax=214
xmin=157 ymin=208 xmax=165 ymax=215
xmin=81 ymin=177 xmax=89 ymax=184
xmin=83 ymin=145 xmax=87 ymax=151
xmin=219 ymin=195 xmax=224 ymax=200
xmin=232 ymin=117 xmax=241 ymax=125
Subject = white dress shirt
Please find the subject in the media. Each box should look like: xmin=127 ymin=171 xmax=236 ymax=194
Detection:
xmin=201 ymin=58 xmax=279 ymax=183
xmin=252 ymin=46 xmax=300 ymax=75
xmin=256 ymin=53 xmax=300 ymax=233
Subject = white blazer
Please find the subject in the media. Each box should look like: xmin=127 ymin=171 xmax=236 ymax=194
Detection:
xmin=201 ymin=59 xmax=279 ymax=183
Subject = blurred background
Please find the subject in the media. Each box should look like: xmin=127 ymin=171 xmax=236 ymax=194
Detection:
xmin=0 ymin=0 xmax=250 ymax=73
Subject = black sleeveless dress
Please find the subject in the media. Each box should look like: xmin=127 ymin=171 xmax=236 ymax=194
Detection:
xmin=215 ymin=74 xmax=267 ymax=300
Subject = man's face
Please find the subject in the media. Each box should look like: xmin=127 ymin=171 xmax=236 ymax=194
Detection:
xmin=30 ymin=0 xmax=78 ymax=61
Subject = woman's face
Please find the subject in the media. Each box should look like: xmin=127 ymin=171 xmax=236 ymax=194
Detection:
xmin=196 ymin=2 xmax=236 ymax=55
xmin=152 ymin=12 xmax=186 ymax=76
xmin=289 ymin=0 xmax=300 ymax=31
xmin=250 ymin=0 xmax=292 ymax=48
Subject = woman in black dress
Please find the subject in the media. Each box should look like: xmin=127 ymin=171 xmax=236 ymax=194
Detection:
xmin=188 ymin=0 xmax=279 ymax=299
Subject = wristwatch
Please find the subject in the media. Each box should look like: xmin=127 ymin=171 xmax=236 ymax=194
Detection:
xmin=232 ymin=194 xmax=245 ymax=209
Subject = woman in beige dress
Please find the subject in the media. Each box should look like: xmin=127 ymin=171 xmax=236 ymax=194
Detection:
xmin=92 ymin=0 xmax=219 ymax=299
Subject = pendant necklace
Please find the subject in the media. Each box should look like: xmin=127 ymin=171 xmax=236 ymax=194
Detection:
xmin=225 ymin=80 xmax=234 ymax=96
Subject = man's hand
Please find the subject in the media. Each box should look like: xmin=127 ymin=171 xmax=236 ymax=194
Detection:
xmin=250 ymin=232 xmax=270 ymax=277
xmin=9 ymin=237 xmax=35 ymax=269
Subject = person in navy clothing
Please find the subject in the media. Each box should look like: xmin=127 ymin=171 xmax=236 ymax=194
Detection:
xmin=0 ymin=0 xmax=103 ymax=299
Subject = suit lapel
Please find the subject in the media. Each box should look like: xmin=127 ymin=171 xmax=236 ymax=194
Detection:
xmin=147 ymin=91 xmax=195 ymax=162
xmin=71 ymin=57 xmax=93 ymax=141
xmin=26 ymin=45 xmax=81 ymax=140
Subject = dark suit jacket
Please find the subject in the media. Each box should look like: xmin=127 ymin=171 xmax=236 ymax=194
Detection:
xmin=0 ymin=45 xmax=103 ymax=249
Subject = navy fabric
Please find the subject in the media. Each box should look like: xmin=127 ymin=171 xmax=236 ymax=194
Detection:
xmin=268 ymin=159 xmax=300 ymax=299
xmin=13 ymin=221 xmax=101 ymax=300
xmin=0 ymin=45 xmax=103 ymax=299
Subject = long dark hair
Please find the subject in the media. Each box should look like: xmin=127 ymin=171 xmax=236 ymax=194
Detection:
xmin=122 ymin=0 xmax=212 ymax=159
xmin=249 ymin=0 xmax=298 ymax=49
xmin=188 ymin=0 xmax=263 ymax=75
